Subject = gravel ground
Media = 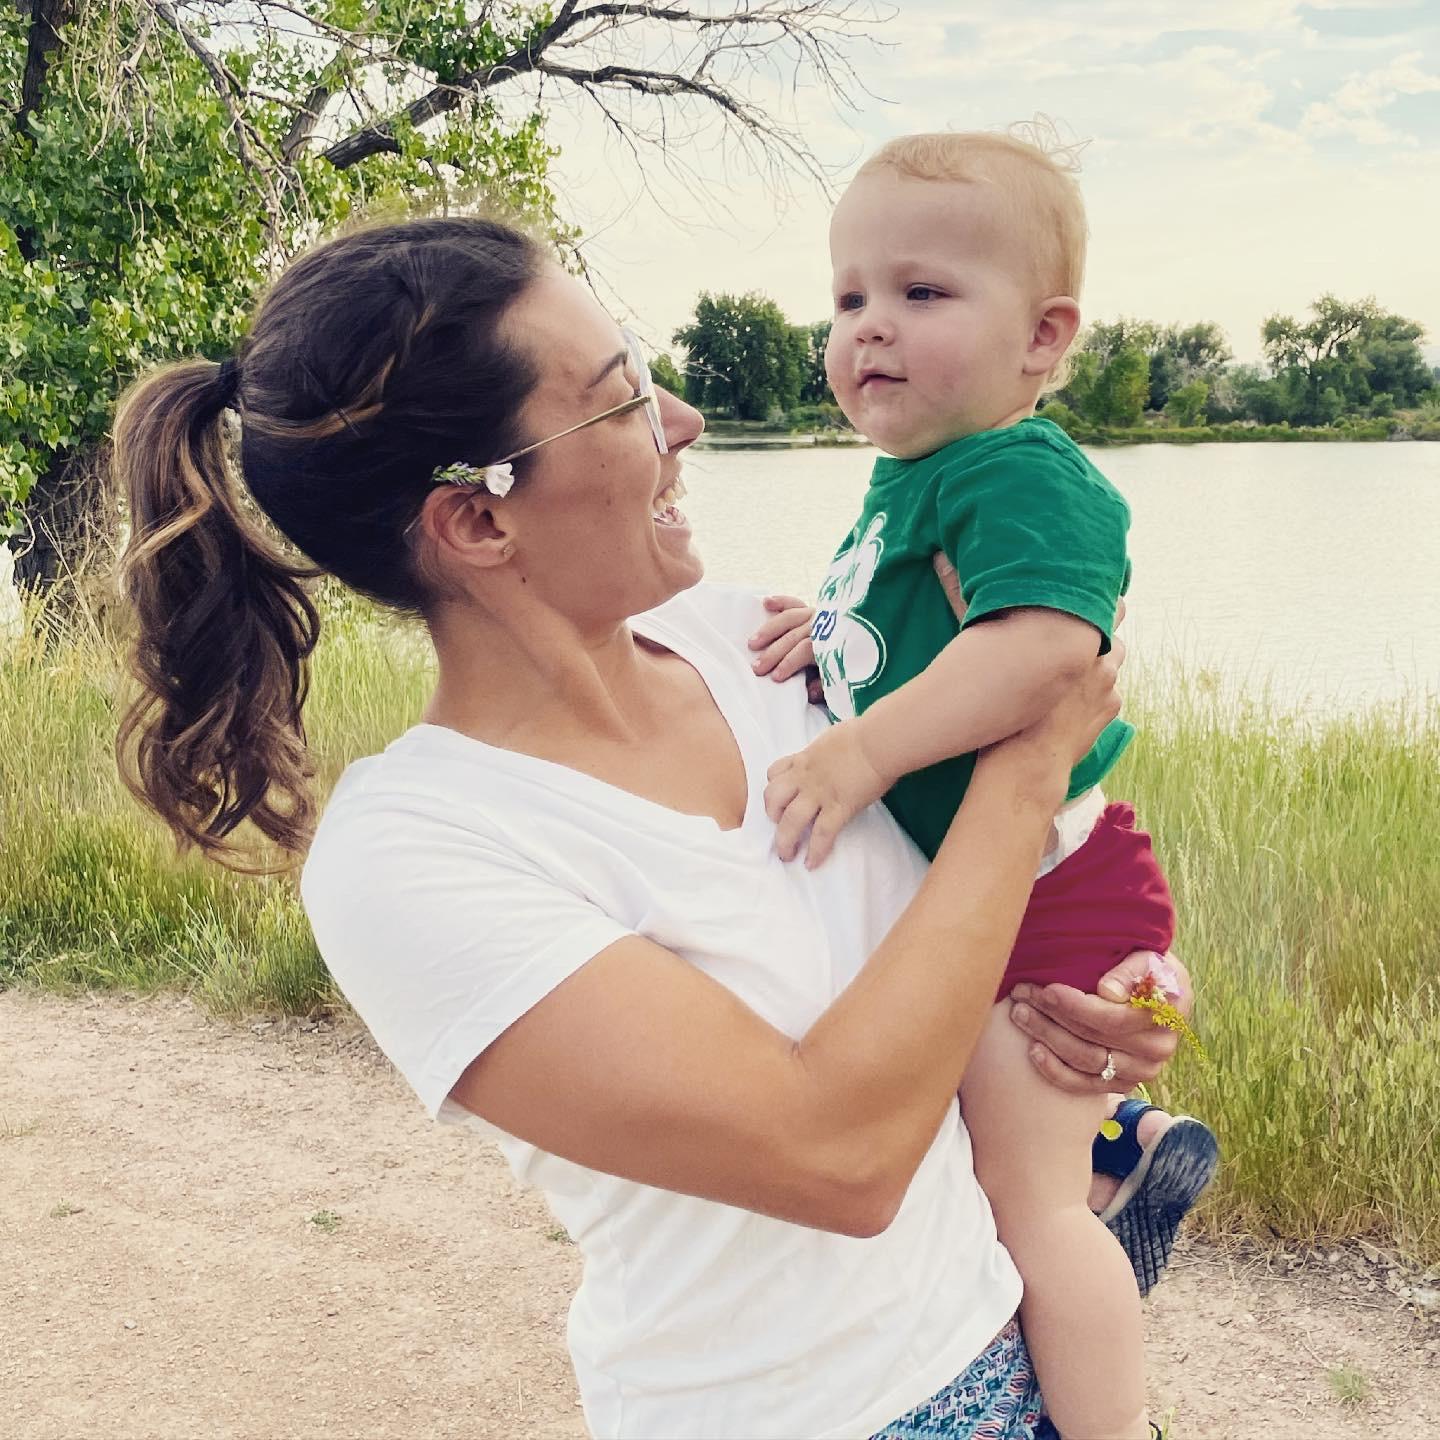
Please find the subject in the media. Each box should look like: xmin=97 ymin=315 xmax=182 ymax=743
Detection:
xmin=3 ymin=990 xmax=1436 ymax=1439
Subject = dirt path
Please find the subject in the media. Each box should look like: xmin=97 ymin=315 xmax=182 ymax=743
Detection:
xmin=3 ymin=992 xmax=1436 ymax=1440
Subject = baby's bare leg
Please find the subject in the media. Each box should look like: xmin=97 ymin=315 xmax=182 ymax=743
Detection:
xmin=963 ymin=1001 xmax=1149 ymax=1440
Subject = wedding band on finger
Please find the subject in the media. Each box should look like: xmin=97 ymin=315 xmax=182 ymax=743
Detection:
xmin=1099 ymin=1050 xmax=1118 ymax=1083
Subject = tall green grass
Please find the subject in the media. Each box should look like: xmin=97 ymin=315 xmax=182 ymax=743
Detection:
xmin=0 ymin=597 xmax=430 ymax=1012
xmin=3 ymin=609 xmax=1438 ymax=1261
xmin=1119 ymin=664 xmax=1440 ymax=1261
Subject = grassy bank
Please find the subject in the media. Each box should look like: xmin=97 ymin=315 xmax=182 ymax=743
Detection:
xmin=1119 ymin=668 xmax=1440 ymax=1262
xmin=3 ymin=609 xmax=1438 ymax=1262
xmin=0 ymin=598 xmax=429 ymax=1014
xmin=698 ymin=413 xmax=1440 ymax=445
xmin=1059 ymin=417 xmax=1440 ymax=445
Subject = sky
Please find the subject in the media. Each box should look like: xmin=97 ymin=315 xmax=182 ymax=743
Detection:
xmin=522 ymin=0 xmax=1440 ymax=367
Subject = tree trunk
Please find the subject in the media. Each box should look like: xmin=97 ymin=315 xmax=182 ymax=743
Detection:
xmin=17 ymin=0 xmax=73 ymax=135
xmin=15 ymin=0 xmax=77 ymax=260
xmin=13 ymin=447 xmax=119 ymax=592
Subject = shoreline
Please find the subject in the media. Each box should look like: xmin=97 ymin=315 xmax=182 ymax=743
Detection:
xmin=692 ymin=432 xmax=870 ymax=449
xmin=693 ymin=426 xmax=1439 ymax=450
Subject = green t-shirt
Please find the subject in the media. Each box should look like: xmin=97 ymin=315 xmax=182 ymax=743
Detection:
xmin=811 ymin=416 xmax=1135 ymax=861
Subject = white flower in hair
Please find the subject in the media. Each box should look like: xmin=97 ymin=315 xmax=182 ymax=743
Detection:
xmin=431 ymin=459 xmax=515 ymax=497
xmin=479 ymin=462 xmax=515 ymax=497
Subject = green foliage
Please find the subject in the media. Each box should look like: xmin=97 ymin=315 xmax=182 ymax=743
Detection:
xmin=783 ymin=401 xmax=849 ymax=433
xmin=649 ymin=352 xmax=684 ymax=395
xmin=1081 ymin=317 xmax=1160 ymax=363
xmin=0 ymin=1 xmax=571 ymax=540
xmin=1059 ymin=343 xmax=1153 ymax=427
xmin=1119 ymin=670 xmax=1440 ymax=1263
xmin=1260 ymin=295 xmax=1435 ymax=426
xmin=1164 ymin=378 xmax=1209 ymax=428
xmin=1084 ymin=345 xmax=1150 ymax=427
xmin=799 ymin=320 xmax=834 ymax=405
xmin=1318 ymin=384 xmax=1346 ymax=426
xmin=0 ymin=594 xmax=431 ymax=1009
xmin=1209 ymin=364 xmax=1294 ymax=425
xmin=1074 ymin=318 xmax=1231 ymax=411
xmin=1061 ymin=351 xmax=1101 ymax=417
xmin=1147 ymin=322 xmax=1232 ymax=409
xmin=1057 ymin=299 xmax=1431 ymax=436
xmin=674 ymin=292 xmax=810 ymax=421
xmin=1077 ymin=418 xmax=1397 ymax=446
xmin=1327 ymin=1366 xmax=1372 ymax=1408
xmin=393 ymin=2 xmax=554 ymax=85
xmin=1037 ymin=400 xmax=1081 ymax=435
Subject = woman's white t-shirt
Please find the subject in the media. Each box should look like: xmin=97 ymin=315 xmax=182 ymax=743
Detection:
xmin=301 ymin=582 xmax=1020 ymax=1440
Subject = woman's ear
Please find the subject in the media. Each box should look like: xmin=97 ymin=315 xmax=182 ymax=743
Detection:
xmin=1024 ymin=297 xmax=1082 ymax=378
xmin=422 ymin=487 xmax=517 ymax=569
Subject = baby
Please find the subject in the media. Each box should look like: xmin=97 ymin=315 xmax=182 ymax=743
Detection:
xmin=765 ymin=131 xmax=1174 ymax=1440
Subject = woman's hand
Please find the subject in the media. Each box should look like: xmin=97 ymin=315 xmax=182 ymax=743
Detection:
xmin=749 ymin=594 xmax=815 ymax=682
xmin=1008 ymin=951 xmax=1193 ymax=1092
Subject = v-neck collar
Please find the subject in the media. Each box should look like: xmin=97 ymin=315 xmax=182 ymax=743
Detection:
xmin=406 ymin=609 xmax=769 ymax=842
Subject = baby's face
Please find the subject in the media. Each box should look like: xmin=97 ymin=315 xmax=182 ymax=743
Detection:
xmin=826 ymin=170 xmax=1042 ymax=459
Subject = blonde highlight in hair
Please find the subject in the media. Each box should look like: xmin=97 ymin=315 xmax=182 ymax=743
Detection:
xmin=858 ymin=120 xmax=1089 ymax=301
xmin=114 ymin=361 xmax=321 ymax=868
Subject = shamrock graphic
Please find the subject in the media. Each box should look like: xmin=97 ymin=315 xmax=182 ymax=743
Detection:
xmin=810 ymin=513 xmax=888 ymax=720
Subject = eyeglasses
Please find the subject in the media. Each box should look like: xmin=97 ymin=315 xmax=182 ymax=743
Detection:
xmin=493 ymin=327 xmax=669 ymax=467
xmin=414 ymin=331 xmax=669 ymax=535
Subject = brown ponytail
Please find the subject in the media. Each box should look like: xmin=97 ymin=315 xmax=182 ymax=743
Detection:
xmin=113 ymin=217 xmax=545 ymax=866
xmin=115 ymin=361 xmax=320 ymax=864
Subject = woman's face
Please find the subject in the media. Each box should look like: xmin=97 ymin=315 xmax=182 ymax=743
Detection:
xmin=496 ymin=268 xmax=706 ymax=626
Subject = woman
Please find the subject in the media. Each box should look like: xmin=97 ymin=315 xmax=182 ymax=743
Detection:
xmin=115 ymin=217 xmax=1202 ymax=1438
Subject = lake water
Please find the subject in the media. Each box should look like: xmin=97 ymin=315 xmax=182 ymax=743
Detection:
xmin=680 ymin=441 xmax=1440 ymax=714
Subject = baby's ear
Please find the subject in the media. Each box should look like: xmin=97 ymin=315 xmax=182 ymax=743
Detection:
xmin=1025 ymin=297 xmax=1082 ymax=377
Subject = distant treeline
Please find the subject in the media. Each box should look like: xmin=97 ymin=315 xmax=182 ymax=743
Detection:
xmin=660 ymin=292 xmax=1439 ymax=438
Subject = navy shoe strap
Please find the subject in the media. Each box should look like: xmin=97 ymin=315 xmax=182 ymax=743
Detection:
xmin=1091 ymin=1097 xmax=1160 ymax=1180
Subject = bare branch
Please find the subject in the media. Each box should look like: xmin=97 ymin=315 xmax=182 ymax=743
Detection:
xmin=538 ymin=52 xmax=828 ymax=190
xmin=119 ymin=8 xmax=158 ymax=80
xmin=278 ymin=1 xmax=383 ymax=162
xmin=542 ymin=58 xmax=751 ymax=121
xmin=316 ymin=0 xmax=878 ymax=174
xmin=320 ymin=0 xmax=586 ymax=169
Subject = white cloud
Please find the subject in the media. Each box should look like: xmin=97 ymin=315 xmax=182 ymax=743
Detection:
xmin=1300 ymin=102 xmax=1405 ymax=142
xmin=1334 ymin=48 xmax=1440 ymax=108
xmin=1301 ymin=48 xmax=1440 ymax=143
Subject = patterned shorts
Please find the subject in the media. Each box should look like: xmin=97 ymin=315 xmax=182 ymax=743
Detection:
xmin=868 ymin=1318 xmax=1059 ymax=1440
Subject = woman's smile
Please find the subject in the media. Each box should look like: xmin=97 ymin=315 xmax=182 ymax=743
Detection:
xmin=650 ymin=472 xmax=689 ymax=529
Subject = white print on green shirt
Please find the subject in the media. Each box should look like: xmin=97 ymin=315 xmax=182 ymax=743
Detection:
xmin=810 ymin=512 xmax=889 ymax=721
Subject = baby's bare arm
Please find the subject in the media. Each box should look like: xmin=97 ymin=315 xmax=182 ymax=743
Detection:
xmin=856 ymin=609 xmax=1103 ymax=785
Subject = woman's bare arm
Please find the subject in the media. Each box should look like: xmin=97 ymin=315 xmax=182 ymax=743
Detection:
xmin=454 ymin=750 xmax=1056 ymax=1235
xmin=451 ymin=657 xmax=1121 ymax=1237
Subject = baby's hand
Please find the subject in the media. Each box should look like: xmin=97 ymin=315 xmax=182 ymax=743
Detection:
xmin=748 ymin=594 xmax=816 ymax=682
xmin=764 ymin=722 xmax=891 ymax=868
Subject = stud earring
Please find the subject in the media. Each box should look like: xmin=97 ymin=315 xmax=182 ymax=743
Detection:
xmin=501 ymin=541 xmax=515 ymax=559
